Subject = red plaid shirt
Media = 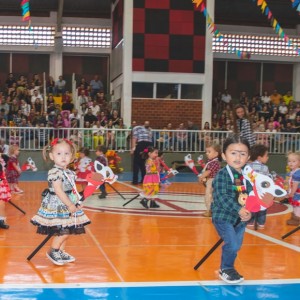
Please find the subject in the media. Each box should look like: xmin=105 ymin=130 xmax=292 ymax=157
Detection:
xmin=206 ymin=158 xmax=221 ymax=179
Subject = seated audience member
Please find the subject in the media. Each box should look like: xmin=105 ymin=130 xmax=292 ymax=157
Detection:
xmin=55 ymin=75 xmax=66 ymax=96
xmin=283 ymin=90 xmax=294 ymax=106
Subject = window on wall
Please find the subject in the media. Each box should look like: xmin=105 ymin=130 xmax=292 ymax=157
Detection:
xmin=181 ymin=84 xmax=202 ymax=99
xmin=132 ymin=82 xmax=202 ymax=99
xmin=157 ymin=83 xmax=178 ymax=99
xmin=132 ymin=82 xmax=153 ymax=98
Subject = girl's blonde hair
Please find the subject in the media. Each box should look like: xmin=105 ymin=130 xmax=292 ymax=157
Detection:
xmin=8 ymin=144 xmax=19 ymax=156
xmin=287 ymin=151 xmax=300 ymax=160
xmin=42 ymin=138 xmax=77 ymax=162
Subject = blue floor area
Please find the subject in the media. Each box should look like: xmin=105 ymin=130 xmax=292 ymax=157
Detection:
xmin=0 ymin=282 xmax=299 ymax=300
xmin=20 ymin=171 xmax=198 ymax=182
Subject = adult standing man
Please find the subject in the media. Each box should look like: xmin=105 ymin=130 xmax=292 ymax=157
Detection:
xmin=89 ymin=75 xmax=103 ymax=100
xmin=130 ymin=121 xmax=153 ymax=185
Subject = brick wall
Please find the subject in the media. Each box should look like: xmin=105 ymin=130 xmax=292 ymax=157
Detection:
xmin=132 ymin=98 xmax=202 ymax=128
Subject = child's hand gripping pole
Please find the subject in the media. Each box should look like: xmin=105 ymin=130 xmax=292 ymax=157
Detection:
xmin=184 ymin=154 xmax=199 ymax=175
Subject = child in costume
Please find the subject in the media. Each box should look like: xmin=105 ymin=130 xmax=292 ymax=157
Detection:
xmin=286 ymin=151 xmax=300 ymax=226
xmin=247 ymin=144 xmax=270 ymax=229
xmin=140 ymin=146 xmax=160 ymax=209
xmin=75 ymin=147 xmax=93 ymax=191
xmin=212 ymin=134 xmax=252 ymax=284
xmin=198 ymin=142 xmax=221 ymax=217
xmin=95 ymin=145 xmax=108 ymax=199
xmin=31 ymin=138 xmax=91 ymax=265
xmin=157 ymin=150 xmax=172 ymax=186
xmin=6 ymin=144 xmax=23 ymax=193
xmin=0 ymin=154 xmax=11 ymax=229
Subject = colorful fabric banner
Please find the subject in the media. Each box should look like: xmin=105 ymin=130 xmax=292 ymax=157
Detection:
xmin=192 ymin=0 xmax=251 ymax=59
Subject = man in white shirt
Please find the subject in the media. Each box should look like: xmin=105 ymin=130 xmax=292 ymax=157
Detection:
xmin=31 ymin=89 xmax=44 ymax=105
xmin=221 ymin=89 xmax=232 ymax=105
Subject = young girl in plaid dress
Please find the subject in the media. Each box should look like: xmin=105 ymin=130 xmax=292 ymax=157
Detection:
xmin=31 ymin=138 xmax=91 ymax=265
xmin=233 ymin=104 xmax=255 ymax=147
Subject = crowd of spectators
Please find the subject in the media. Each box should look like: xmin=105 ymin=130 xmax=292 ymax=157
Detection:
xmin=0 ymin=72 xmax=128 ymax=150
xmin=1 ymin=71 xmax=299 ymax=152
xmin=209 ymin=89 xmax=300 ymax=150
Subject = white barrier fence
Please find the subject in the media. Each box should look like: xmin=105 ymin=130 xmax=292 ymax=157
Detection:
xmin=0 ymin=126 xmax=298 ymax=153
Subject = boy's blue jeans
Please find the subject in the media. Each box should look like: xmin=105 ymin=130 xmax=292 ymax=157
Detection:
xmin=212 ymin=219 xmax=246 ymax=270
xmin=99 ymin=183 xmax=106 ymax=193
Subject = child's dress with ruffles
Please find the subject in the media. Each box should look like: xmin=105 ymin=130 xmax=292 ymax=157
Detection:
xmin=31 ymin=166 xmax=90 ymax=235
xmin=142 ymin=158 xmax=160 ymax=198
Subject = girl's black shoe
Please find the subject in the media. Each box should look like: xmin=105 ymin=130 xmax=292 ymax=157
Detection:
xmin=149 ymin=201 xmax=160 ymax=208
xmin=0 ymin=220 xmax=9 ymax=229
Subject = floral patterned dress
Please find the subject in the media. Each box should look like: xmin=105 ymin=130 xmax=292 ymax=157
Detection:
xmin=31 ymin=166 xmax=90 ymax=235
xmin=142 ymin=158 xmax=160 ymax=199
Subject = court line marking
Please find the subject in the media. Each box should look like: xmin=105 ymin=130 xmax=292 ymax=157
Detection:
xmin=86 ymin=227 xmax=124 ymax=282
xmin=245 ymin=228 xmax=300 ymax=252
xmin=1 ymin=278 xmax=300 ymax=289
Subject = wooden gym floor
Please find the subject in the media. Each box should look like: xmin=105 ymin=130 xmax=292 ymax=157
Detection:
xmin=0 ymin=177 xmax=300 ymax=299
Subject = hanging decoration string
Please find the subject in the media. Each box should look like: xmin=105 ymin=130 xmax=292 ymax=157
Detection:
xmin=253 ymin=0 xmax=300 ymax=56
xmin=290 ymin=0 xmax=300 ymax=13
xmin=192 ymin=0 xmax=251 ymax=59
xmin=20 ymin=0 xmax=37 ymax=47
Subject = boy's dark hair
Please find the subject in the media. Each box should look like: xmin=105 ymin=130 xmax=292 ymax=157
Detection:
xmin=95 ymin=145 xmax=107 ymax=154
xmin=158 ymin=150 xmax=164 ymax=157
xmin=79 ymin=147 xmax=90 ymax=156
xmin=250 ymin=144 xmax=268 ymax=161
xmin=223 ymin=134 xmax=250 ymax=153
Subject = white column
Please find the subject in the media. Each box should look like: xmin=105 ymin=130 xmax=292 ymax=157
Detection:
xmin=49 ymin=11 xmax=63 ymax=81
xmin=121 ymin=0 xmax=133 ymax=126
xmin=293 ymin=63 xmax=300 ymax=102
xmin=49 ymin=51 xmax=63 ymax=81
xmin=201 ymin=0 xmax=214 ymax=128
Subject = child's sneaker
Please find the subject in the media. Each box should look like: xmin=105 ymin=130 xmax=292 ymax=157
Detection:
xmin=219 ymin=269 xmax=244 ymax=284
xmin=202 ymin=210 xmax=212 ymax=217
xmin=247 ymin=222 xmax=254 ymax=228
xmin=14 ymin=187 xmax=24 ymax=193
xmin=149 ymin=200 xmax=160 ymax=208
xmin=98 ymin=191 xmax=107 ymax=199
xmin=258 ymin=224 xmax=265 ymax=229
xmin=140 ymin=198 xmax=148 ymax=209
xmin=46 ymin=249 xmax=65 ymax=266
xmin=59 ymin=250 xmax=76 ymax=263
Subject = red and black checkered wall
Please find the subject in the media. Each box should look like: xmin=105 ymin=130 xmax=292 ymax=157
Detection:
xmin=132 ymin=0 xmax=206 ymax=73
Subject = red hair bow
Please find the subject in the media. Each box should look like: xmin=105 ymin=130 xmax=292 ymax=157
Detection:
xmin=51 ymin=138 xmax=72 ymax=146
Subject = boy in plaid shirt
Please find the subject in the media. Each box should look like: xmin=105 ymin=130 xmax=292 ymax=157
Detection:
xmin=198 ymin=142 xmax=221 ymax=217
xmin=212 ymin=134 xmax=252 ymax=284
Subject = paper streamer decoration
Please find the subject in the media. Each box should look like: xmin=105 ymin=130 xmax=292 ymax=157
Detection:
xmin=21 ymin=0 xmax=31 ymax=22
xmin=192 ymin=0 xmax=251 ymax=59
xmin=253 ymin=0 xmax=300 ymax=56
xmin=20 ymin=0 xmax=37 ymax=47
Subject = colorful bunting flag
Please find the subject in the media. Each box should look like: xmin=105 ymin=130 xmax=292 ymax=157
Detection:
xmin=254 ymin=0 xmax=300 ymax=56
xmin=192 ymin=0 xmax=251 ymax=59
